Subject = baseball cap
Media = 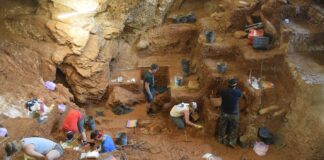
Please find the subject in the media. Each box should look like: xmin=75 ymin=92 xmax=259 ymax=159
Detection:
xmin=191 ymin=102 xmax=197 ymax=110
xmin=228 ymin=78 xmax=238 ymax=86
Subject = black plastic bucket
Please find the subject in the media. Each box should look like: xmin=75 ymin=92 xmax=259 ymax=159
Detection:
xmin=181 ymin=59 xmax=190 ymax=76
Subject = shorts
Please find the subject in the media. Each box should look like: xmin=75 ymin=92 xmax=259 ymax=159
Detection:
xmin=144 ymin=88 xmax=155 ymax=103
xmin=171 ymin=116 xmax=185 ymax=129
xmin=53 ymin=144 xmax=64 ymax=157
xmin=77 ymin=117 xmax=85 ymax=133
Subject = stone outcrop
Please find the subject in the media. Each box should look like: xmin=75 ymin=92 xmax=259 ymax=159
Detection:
xmin=107 ymin=86 xmax=145 ymax=107
xmin=137 ymin=24 xmax=199 ymax=55
xmin=38 ymin=0 xmax=175 ymax=103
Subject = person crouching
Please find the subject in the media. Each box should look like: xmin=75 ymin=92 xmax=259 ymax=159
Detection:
xmin=62 ymin=109 xmax=90 ymax=145
xmin=170 ymin=102 xmax=203 ymax=129
xmin=90 ymin=130 xmax=116 ymax=153
xmin=4 ymin=137 xmax=63 ymax=160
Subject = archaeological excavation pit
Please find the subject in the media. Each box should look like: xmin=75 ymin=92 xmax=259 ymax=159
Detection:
xmin=0 ymin=0 xmax=323 ymax=160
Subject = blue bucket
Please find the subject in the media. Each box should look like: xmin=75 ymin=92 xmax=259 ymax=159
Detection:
xmin=116 ymin=132 xmax=127 ymax=146
xmin=205 ymin=31 xmax=215 ymax=43
xmin=217 ymin=63 xmax=227 ymax=74
xmin=175 ymin=76 xmax=183 ymax=86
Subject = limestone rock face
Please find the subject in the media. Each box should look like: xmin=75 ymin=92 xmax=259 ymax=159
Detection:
xmin=46 ymin=20 xmax=90 ymax=54
xmin=138 ymin=24 xmax=199 ymax=55
xmin=51 ymin=46 xmax=74 ymax=64
xmin=40 ymin=0 xmax=175 ymax=52
xmin=4 ymin=15 xmax=53 ymax=41
xmin=39 ymin=0 xmax=175 ymax=103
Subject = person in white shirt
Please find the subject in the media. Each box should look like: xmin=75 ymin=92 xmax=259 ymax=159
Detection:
xmin=4 ymin=137 xmax=64 ymax=160
xmin=170 ymin=102 xmax=203 ymax=129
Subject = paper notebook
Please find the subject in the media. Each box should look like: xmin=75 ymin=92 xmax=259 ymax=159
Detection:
xmin=126 ymin=120 xmax=138 ymax=128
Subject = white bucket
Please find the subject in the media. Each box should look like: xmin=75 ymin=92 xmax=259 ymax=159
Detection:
xmin=253 ymin=141 xmax=269 ymax=156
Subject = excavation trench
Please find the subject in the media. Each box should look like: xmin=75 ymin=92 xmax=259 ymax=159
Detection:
xmin=0 ymin=0 xmax=323 ymax=159
xmin=67 ymin=38 xmax=298 ymax=159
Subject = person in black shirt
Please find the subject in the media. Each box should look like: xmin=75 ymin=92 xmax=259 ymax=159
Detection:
xmin=143 ymin=64 xmax=159 ymax=116
xmin=218 ymin=78 xmax=242 ymax=148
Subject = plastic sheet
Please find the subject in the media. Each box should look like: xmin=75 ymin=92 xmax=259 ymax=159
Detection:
xmin=44 ymin=81 xmax=56 ymax=91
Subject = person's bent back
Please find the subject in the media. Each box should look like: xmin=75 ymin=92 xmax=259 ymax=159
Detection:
xmin=5 ymin=137 xmax=64 ymax=160
xmin=62 ymin=109 xmax=87 ymax=143
xmin=90 ymin=130 xmax=116 ymax=153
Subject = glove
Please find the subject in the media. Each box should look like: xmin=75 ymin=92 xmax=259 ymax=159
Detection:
xmin=194 ymin=124 xmax=203 ymax=129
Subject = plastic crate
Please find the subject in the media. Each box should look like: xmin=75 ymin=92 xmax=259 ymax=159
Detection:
xmin=253 ymin=36 xmax=270 ymax=50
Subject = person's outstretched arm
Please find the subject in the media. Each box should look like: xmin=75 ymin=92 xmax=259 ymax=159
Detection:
xmin=24 ymin=144 xmax=45 ymax=159
xmin=184 ymin=110 xmax=201 ymax=128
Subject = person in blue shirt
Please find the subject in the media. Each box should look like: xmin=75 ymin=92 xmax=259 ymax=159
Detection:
xmin=218 ymin=78 xmax=243 ymax=148
xmin=143 ymin=64 xmax=159 ymax=116
xmin=4 ymin=137 xmax=64 ymax=160
xmin=90 ymin=130 xmax=116 ymax=153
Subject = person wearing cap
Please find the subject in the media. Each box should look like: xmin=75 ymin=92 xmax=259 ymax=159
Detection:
xmin=90 ymin=130 xmax=116 ymax=153
xmin=218 ymin=78 xmax=243 ymax=148
xmin=170 ymin=102 xmax=203 ymax=129
xmin=143 ymin=64 xmax=159 ymax=116
xmin=4 ymin=137 xmax=64 ymax=160
xmin=62 ymin=109 xmax=92 ymax=145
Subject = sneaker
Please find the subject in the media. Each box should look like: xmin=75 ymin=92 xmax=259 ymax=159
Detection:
xmin=227 ymin=142 xmax=236 ymax=148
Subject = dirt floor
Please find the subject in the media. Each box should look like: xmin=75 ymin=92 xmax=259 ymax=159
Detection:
xmin=0 ymin=0 xmax=323 ymax=160
xmin=82 ymin=103 xmax=289 ymax=160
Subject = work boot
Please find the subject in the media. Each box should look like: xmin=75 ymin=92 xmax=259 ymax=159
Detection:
xmin=146 ymin=108 xmax=156 ymax=117
xmin=227 ymin=142 xmax=236 ymax=149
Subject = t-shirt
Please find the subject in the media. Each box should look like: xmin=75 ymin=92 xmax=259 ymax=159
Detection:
xmin=101 ymin=134 xmax=116 ymax=153
xmin=63 ymin=109 xmax=83 ymax=133
xmin=143 ymin=71 xmax=154 ymax=91
xmin=220 ymin=88 xmax=242 ymax=114
xmin=21 ymin=137 xmax=56 ymax=155
xmin=170 ymin=103 xmax=190 ymax=117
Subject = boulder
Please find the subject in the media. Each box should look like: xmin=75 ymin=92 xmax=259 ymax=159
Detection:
xmin=51 ymin=46 xmax=73 ymax=64
xmin=61 ymin=64 xmax=109 ymax=103
xmin=136 ymin=39 xmax=150 ymax=50
xmin=46 ymin=20 xmax=90 ymax=54
xmin=234 ymin=31 xmax=248 ymax=39
xmin=107 ymin=86 xmax=145 ymax=106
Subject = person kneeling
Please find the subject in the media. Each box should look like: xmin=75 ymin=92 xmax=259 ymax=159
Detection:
xmin=170 ymin=102 xmax=203 ymax=129
xmin=90 ymin=130 xmax=116 ymax=153
xmin=5 ymin=137 xmax=64 ymax=160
